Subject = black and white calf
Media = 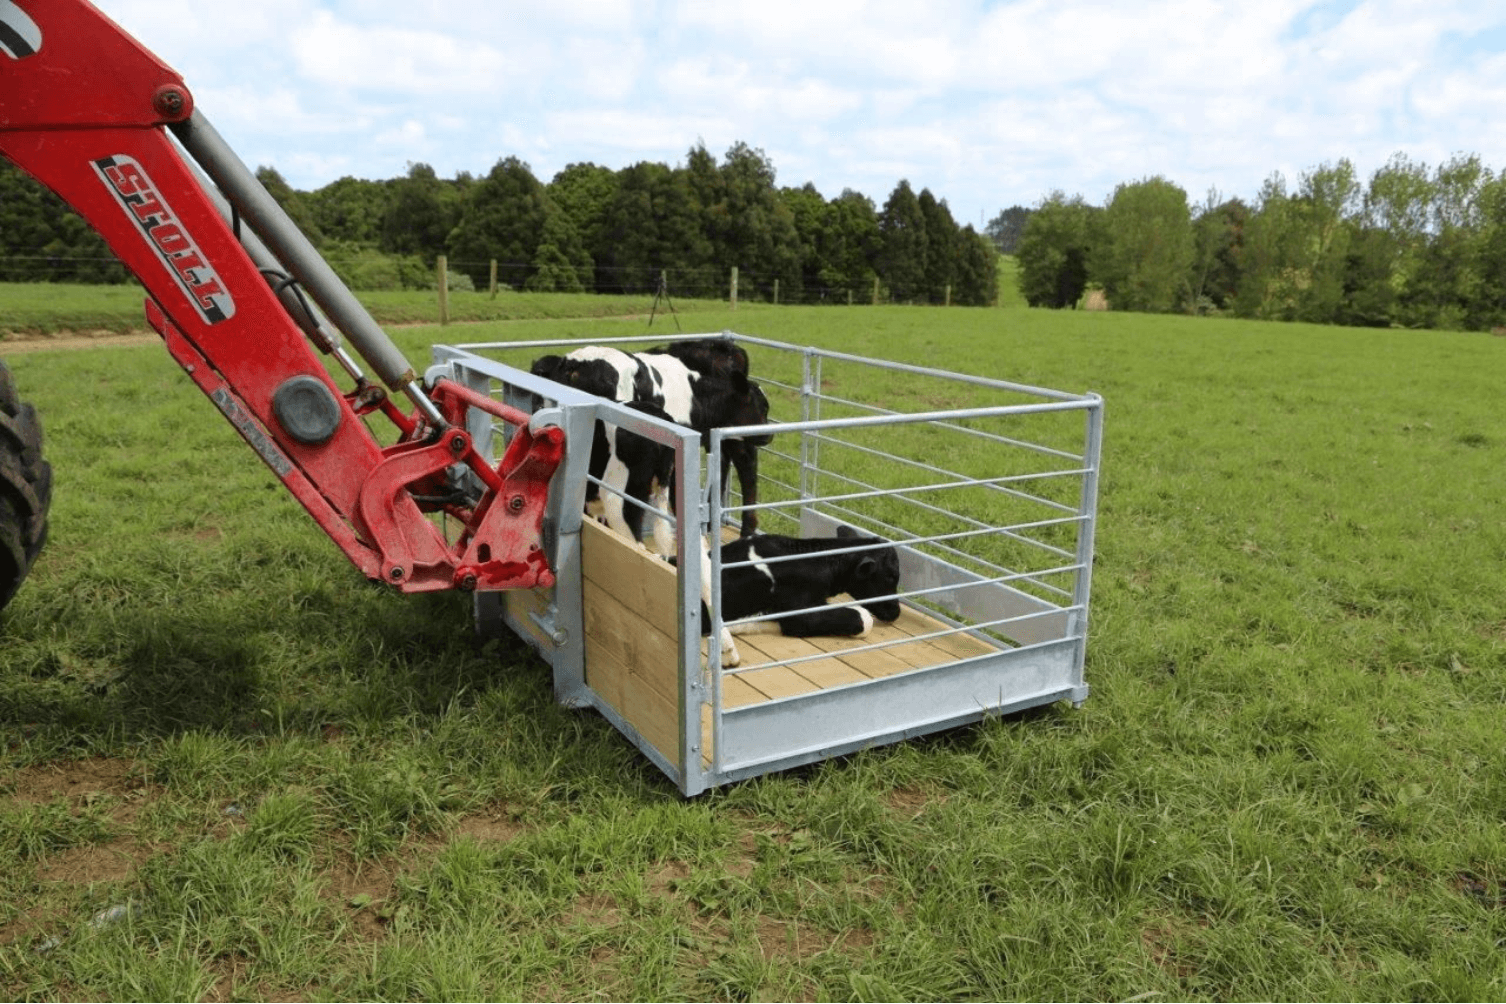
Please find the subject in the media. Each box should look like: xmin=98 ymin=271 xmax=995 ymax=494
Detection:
xmin=588 ymin=400 xmax=677 ymax=557
xmin=529 ymin=343 xmax=770 ymax=553
xmin=645 ymin=338 xmax=772 ymax=537
xmin=700 ymin=526 xmax=903 ymax=666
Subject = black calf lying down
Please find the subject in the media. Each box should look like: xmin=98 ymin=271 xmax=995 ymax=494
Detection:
xmin=694 ymin=526 xmax=903 ymax=666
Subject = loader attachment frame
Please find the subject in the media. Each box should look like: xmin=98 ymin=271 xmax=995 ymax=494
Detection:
xmin=0 ymin=0 xmax=562 ymax=594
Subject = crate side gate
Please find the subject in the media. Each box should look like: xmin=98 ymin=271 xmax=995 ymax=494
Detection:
xmin=430 ymin=334 xmax=1103 ymax=796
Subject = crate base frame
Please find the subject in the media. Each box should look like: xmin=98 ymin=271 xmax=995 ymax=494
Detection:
xmin=436 ymin=334 xmax=1101 ymax=796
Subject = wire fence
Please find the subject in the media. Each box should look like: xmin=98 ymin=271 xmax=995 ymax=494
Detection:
xmin=0 ymin=254 xmax=974 ymax=308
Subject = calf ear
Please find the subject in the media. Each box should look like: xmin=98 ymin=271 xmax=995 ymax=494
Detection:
xmin=836 ymin=525 xmax=856 ymax=539
xmin=856 ymin=556 xmax=877 ymax=577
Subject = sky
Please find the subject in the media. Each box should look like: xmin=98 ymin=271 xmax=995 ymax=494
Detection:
xmin=88 ymin=0 xmax=1506 ymax=228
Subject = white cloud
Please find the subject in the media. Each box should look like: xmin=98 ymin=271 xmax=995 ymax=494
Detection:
xmin=69 ymin=0 xmax=1506 ymax=225
xmin=289 ymin=11 xmax=515 ymax=95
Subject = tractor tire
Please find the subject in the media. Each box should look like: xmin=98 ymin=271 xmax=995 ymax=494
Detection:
xmin=0 ymin=359 xmax=52 ymax=612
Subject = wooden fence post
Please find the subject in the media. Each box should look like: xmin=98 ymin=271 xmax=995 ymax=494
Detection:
xmin=847 ymin=289 xmax=853 ymax=306
xmin=945 ymin=283 xmax=952 ymax=307
xmin=872 ymin=276 xmax=880 ymax=305
xmin=773 ymin=278 xmax=779 ymax=305
xmin=437 ymin=255 xmax=450 ymax=325
xmin=488 ymin=259 xmax=498 ymax=299
xmin=730 ymin=266 xmax=738 ymax=310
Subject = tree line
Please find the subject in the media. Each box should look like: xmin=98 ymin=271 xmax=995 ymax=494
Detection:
xmin=0 ymin=143 xmax=998 ymax=306
xmin=996 ymin=153 xmax=1506 ymax=332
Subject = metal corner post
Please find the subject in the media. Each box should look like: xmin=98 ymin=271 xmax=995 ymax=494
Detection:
xmin=675 ymin=428 xmax=707 ymax=795
xmin=1069 ymin=394 xmax=1104 ymax=704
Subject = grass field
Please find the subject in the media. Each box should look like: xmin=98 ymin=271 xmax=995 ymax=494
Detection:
xmin=1 ymin=296 xmax=1504 ymax=1000
xmin=0 ymin=282 xmax=730 ymax=337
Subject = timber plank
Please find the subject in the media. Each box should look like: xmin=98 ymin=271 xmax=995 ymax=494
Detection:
xmin=585 ymin=637 xmax=679 ymax=767
xmin=720 ymin=673 xmax=766 ymax=710
xmin=580 ymin=518 xmax=679 ymax=636
xmin=731 ymin=663 xmax=820 ymax=700
xmin=805 ymin=634 xmax=915 ymax=679
xmin=734 ymin=633 xmax=868 ymax=689
xmin=582 ymin=579 xmax=679 ymax=711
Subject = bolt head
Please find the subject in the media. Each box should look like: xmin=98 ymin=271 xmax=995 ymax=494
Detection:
xmin=151 ymin=84 xmax=192 ymax=120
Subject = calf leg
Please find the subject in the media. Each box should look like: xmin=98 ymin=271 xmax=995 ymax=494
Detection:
xmin=775 ymin=604 xmax=875 ymax=638
xmin=724 ymin=442 xmax=760 ymax=537
xmin=695 ymin=540 xmax=740 ymax=667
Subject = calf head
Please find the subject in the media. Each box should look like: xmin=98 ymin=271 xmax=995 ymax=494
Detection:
xmin=836 ymin=526 xmax=902 ymax=622
xmin=529 ymin=353 xmax=624 ymax=401
xmin=715 ymin=371 xmax=773 ymax=447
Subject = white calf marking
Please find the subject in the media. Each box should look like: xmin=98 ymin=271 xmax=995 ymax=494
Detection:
xmin=745 ymin=543 xmax=776 ymax=587
xmin=568 ymin=345 xmax=638 ymax=401
xmin=641 ymin=354 xmax=697 ymax=425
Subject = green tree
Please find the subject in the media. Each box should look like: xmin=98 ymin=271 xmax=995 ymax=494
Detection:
xmin=1465 ymin=176 xmax=1506 ymax=328
xmin=1408 ymin=154 xmax=1494 ymax=329
xmin=382 ymin=163 xmax=462 ymax=262
xmin=526 ymin=214 xmax=590 ymax=292
xmin=985 ymin=206 xmax=1032 ymax=255
xmin=596 ymin=160 xmax=714 ymax=295
xmin=1360 ymin=154 xmax=1432 ymax=327
xmin=952 ymin=226 xmax=1000 ymax=306
xmin=878 ymin=179 xmax=927 ymax=301
xmin=547 ymin=162 xmax=617 ymax=263
xmin=307 ymin=176 xmax=389 ymax=245
xmin=446 ymin=157 xmax=565 ymax=289
xmin=1237 ymin=162 xmax=1360 ymax=323
xmin=781 ymin=182 xmax=830 ymax=301
xmin=711 ymin=142 xmax=802 ymax=300
xmin=823 ymin=189 xmax=882 ymax=297
xmin=1336 ymin=226 xmax=1396 ymax=327
xmin=918 ymin=188 xmax=960 ymax=304
xmin=1189 ymin=191 xmax=1247 ymax=312
xmin=0 ymin=161 xmax=122 ymax=282
xmin=1094 ymin=176 xmax=1193 ymax=313
xmin=1015 ymin=192 xmax=1099 ymax=308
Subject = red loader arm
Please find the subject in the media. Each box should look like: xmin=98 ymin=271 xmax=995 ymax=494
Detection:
xmin=0 ymin=0 xmax=562 ymax=593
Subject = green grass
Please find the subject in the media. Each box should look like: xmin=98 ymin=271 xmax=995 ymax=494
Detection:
xmin=1 ymin=299 xmax=1505 ymax=999
xmin=996 ymin=254 xmax=1025 ymax=308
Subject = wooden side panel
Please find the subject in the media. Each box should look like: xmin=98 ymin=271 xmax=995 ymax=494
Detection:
xmin=580 ymin=520 xmax=683 ymax=769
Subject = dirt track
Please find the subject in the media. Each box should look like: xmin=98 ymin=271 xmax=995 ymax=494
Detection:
xmin=1 ymin=331 xmax=159 ymax=354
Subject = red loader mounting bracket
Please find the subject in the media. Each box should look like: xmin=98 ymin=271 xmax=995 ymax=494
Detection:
xmin=0 ymin=0 xmax=563 ymax=593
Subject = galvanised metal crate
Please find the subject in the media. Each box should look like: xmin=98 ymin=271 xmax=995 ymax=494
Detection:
xmin=429 ymin=333 xmax=1103 ymax=796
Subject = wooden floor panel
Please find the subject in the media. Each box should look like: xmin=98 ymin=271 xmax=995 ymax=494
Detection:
xmin=724 ymin=599 xmax=1004 ymax=705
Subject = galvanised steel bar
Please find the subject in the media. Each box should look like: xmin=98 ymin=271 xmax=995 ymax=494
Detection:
xmin=720 ymin=604 xmax=1088 ymax=677
xmin=800 ymin=388 xmax=1086 ymax=462
xmin=716 ymin=561 xmax=1085 ymax=635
